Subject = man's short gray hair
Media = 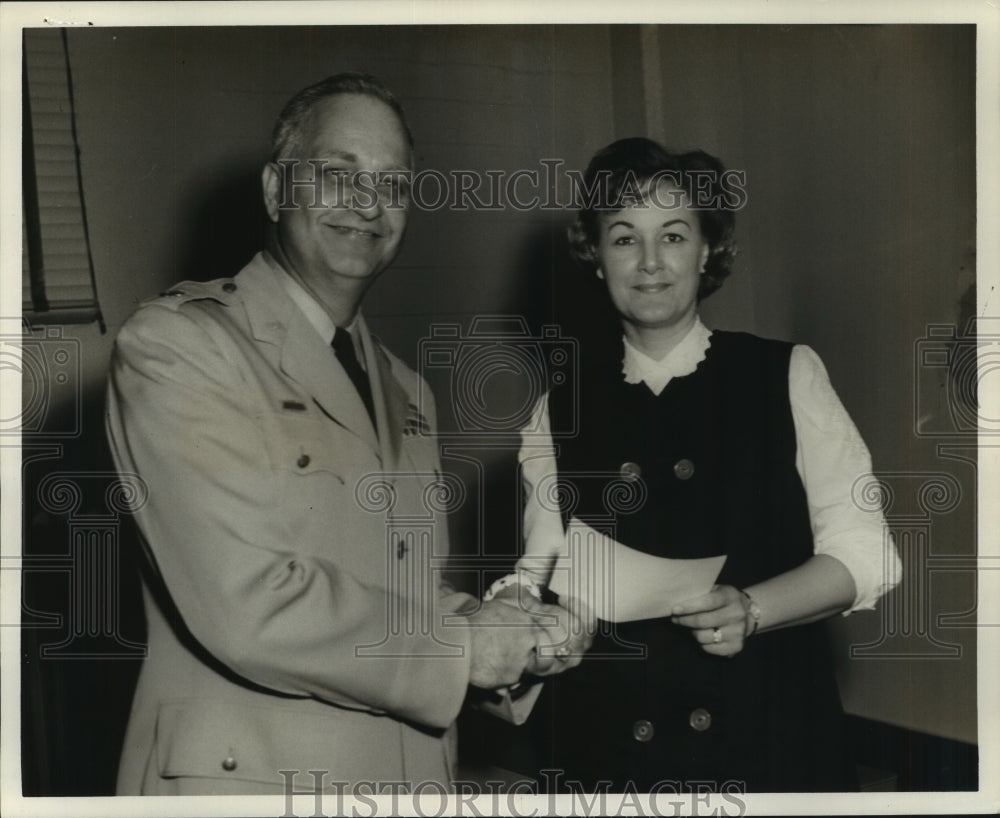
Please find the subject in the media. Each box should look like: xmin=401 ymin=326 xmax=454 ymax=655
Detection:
xmin=270 ymin=72 xmax=414 ymax=161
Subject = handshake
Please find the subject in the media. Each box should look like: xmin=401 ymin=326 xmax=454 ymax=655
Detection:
xmin=460 ymin=583 xmax=596 ymax=690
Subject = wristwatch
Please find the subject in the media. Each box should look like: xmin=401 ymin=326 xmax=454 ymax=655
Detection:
xmin=740 ymin=589 xmax=761 ymax=637
xmin=484 ymin=572 xmax=543 ymax=602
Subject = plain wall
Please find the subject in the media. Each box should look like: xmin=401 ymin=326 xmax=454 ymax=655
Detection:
xmin=20 ymin=23 xmax=977 ymax=793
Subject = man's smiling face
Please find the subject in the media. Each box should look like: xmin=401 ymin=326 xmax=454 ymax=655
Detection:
xmin=264 ymin=93 xmax=412 ymax=297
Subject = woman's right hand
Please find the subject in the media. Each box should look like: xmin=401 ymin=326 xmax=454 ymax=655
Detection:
xmin=670 ymin=584 xmax=751 ymax=657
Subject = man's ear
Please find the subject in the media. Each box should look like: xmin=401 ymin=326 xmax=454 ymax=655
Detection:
xmin=262 ymin=162 xmax=281 ymax=223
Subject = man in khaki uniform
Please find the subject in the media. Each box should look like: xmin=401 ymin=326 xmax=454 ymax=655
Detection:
xmin=106 ymin=73 xmax=584 ymax=795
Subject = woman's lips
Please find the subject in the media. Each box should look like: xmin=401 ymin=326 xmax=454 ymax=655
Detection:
xmin=633 ymin=282 xmax=670 ymax=294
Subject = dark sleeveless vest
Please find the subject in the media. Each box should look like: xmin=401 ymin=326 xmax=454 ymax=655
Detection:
xmin=534 ymin=331 xmax=855 ymax=793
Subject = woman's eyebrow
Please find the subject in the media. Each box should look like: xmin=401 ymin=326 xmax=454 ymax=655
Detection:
xmin=606 ymin=218 xmax=691 ymax=230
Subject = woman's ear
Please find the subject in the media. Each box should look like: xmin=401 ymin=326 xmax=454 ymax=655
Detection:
xmin=699 ymin=244 xmax=710 ymax=274
xmin=595 ymin=266 xmax=605 ymax=280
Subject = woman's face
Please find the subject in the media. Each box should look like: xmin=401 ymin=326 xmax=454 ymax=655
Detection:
xmin=595 ymin=183 xmax=710 ymax=343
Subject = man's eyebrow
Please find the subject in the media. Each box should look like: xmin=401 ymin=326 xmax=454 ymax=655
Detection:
xmin=313 ymin=149 xmax=358 ymax=164
xmin=312 ymin=149 xmax=411 ymax=173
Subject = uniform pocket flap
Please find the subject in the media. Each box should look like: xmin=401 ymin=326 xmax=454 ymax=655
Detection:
xmin=156 ymin=699 xmax=284 ymax=785
xmin=155 ymin=699 xmax=405 ymax=787
xmin=254 ymin=411 xmax=377 ymax=480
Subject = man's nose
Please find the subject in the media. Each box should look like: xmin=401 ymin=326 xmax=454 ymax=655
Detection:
xmin=347 ymin=172 xmax=383 ymax=219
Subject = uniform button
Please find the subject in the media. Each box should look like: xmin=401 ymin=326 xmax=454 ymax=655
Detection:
xmin=689 ymin=707 xmax=711 ymax=732
xmin=297 ymin=454 xmax=311 ymax=468
xmin=222 ymin=282 xmax=237 ymax=293
xmin=221 ymin=756 xmax=238 ymax=771
xmin=673 ymin=458 xmax=695 ymax=480
xmin=632 ymin=719 xmax=654 ymax=742
xmin=619 ymin=461 xmax=642 ymax=481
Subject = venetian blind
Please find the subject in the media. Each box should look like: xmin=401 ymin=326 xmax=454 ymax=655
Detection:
xmin=22 ymin=28 xmax=103 ymax=328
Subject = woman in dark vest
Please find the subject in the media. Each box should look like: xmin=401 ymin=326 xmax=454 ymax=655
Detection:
xmin=489 ymin=138 xmax=900 ymax=792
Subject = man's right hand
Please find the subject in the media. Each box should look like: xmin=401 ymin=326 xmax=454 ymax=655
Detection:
xmin=464 ymin=599 xmax=540 ymax=689
xmin=463 ymin=596 xmax=593 ymax=689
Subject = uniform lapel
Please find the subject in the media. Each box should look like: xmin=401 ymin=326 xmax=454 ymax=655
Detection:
xmin=281 ymin=321 xmax=380 ymax=452
xmin=239 ymin=254 xmax=380 ymax=454
xmin=358 ymin=315 xmax=407 ymax=474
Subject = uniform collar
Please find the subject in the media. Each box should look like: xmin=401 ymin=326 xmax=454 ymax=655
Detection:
xmin=264 ymin=250 xmax=366 ymax=368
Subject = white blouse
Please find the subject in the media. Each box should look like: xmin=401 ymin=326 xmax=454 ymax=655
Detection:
xmin=518 ymin=318 xmax=901 ymax=613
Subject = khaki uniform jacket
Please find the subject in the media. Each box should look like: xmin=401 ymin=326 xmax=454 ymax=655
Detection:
xmin=106 ymin=253 xmax=474 ymax=795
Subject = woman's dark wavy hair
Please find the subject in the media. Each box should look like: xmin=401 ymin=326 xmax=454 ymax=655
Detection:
xmin=567 ymin=137 xmax=738 ymax=301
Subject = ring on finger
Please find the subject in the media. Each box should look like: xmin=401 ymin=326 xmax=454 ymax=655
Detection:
xmin=712 ymin=627 xmax=722 ymax=644
xmin=556 ymin=646 xmax=570 ymax=658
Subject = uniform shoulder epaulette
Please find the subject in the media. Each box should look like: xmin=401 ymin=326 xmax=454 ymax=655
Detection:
xmin=140 ymin=278 xmax=241 ymax=310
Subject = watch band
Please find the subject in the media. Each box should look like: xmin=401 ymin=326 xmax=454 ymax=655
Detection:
xmin=740 ymin=588 xmax=761 ymax=637
xmin=484 ymin=572 xmax=543 ymax=602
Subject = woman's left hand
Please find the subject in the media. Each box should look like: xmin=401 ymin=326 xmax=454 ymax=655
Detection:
xmin=670 ymin=585 xmax=750 ymax=657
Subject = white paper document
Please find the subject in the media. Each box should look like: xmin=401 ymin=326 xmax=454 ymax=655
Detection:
xmin=543 ymin=518 xmax=727 ymax=622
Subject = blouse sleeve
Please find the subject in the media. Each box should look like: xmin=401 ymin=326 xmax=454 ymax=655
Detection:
xmin=789 ymin=345 xmax=902 ymax=612
xmin=515 ymin=393 xmax=572 ymax=580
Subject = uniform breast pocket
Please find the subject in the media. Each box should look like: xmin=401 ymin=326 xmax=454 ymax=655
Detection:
xmin=255 ymin=411 xmax=379 ymax=522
